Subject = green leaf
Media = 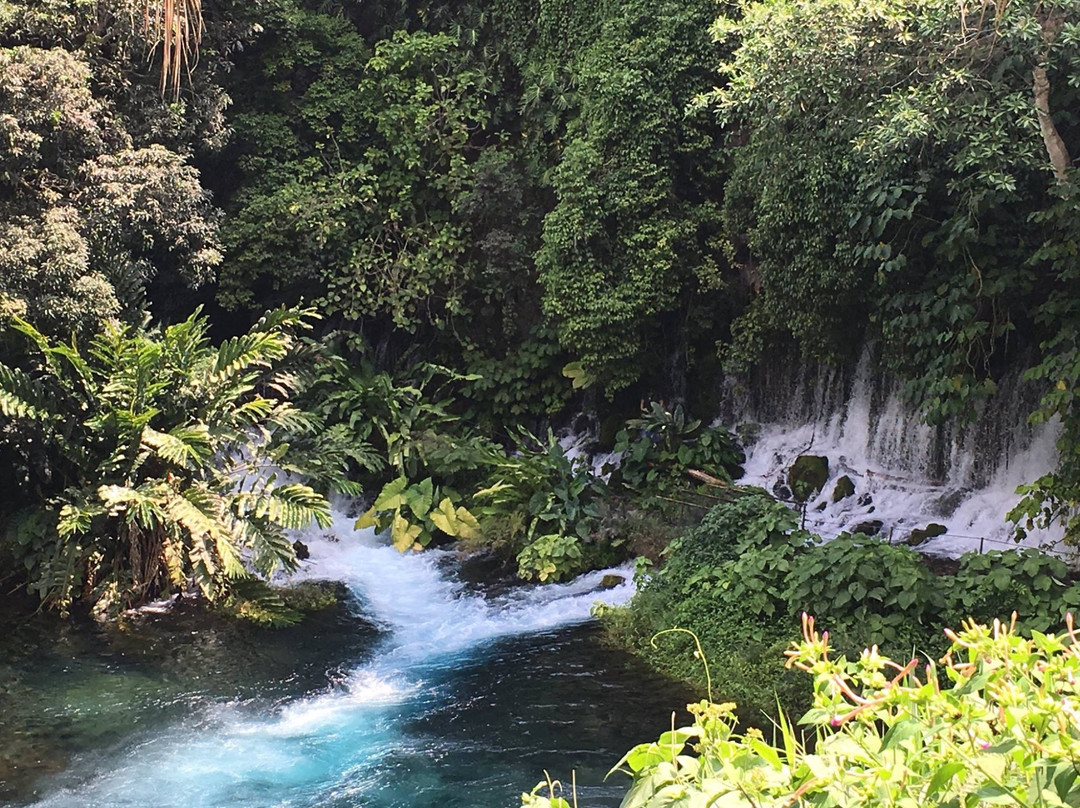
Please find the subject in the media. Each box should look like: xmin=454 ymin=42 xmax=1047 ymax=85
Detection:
xmin=374 ymin=477 xmax=409 ymax=510
xmin=355 ymin=507 xmax=381 ymax=531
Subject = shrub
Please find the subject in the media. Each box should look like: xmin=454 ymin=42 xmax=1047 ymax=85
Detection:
xmin=0 ymin=307 xmax=331 ymax=619
xmin=945 ymin=549 xmax=1080 ymax=631
xmin=532 ymin=615 xmax=1080 ymax=808
xmin=613 ymin=403 xmax=744 ymax=498
xmin=786 ymin=533 xmax=943 ymax=649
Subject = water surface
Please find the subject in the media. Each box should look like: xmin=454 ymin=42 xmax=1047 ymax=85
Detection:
xmin=2 ymin=516 xmax=693 ymax=807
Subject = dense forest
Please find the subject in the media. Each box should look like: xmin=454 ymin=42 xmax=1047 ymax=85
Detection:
xmin=2 ymin=0 xmax=1080 ymax=803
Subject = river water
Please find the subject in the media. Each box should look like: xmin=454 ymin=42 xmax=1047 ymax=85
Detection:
xmin=2 ymin=509 xmax=691 ymax=807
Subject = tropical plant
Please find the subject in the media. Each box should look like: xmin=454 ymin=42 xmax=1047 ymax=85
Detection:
xmin=473 ymin=427 xmax=610 ymax=581
xmin=613 ymin=403 xmax=744 ymax=497
xmin=0 ymin=306 xmax=330 ymax=619
xmin=297 ymin=350 xmax=494 ymax=484
xmin=354 ymin=476 xmax=480 ymax=552
xmin=556 ymin=614 xmax=1080 ymax=808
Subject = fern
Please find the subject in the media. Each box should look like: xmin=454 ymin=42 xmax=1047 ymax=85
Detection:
xmin=0 ymin=364 xmax=51 ymax=420
xmin=141 ymin=425 xmax=212 ymax=469
xmin=0 ymin=305 xmax=331 ymax=618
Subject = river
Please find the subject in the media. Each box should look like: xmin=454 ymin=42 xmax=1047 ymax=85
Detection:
xmin=1 ymin=507 xmax=691 ymax=807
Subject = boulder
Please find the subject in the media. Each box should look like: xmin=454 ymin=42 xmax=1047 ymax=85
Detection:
xmin=292 ymin=540 xmax=310 ymax=561
xmin=787 ymin=455 xmax=829 ymax=502
xmin=599 ymin=574 xmax=626 ymax=590
xmin=831 ymin=475 xmax=856 ymax=503
xmin=850 ymin=520 xmax=884 ymax=537
xmin=906 ymin=523 xmax=948 ymax=546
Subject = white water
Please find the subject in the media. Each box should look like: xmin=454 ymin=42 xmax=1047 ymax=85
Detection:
xmin=726 ymin=347 xmax=1068 ymax=557
xmin=28 ymin=508 xmax=635 ymax=808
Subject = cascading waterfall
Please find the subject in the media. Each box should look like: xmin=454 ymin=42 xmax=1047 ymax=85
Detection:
xmin=24 ymin=506 xmax=637 ymax=808
xmin=722 ymin=345 xmax=1067 ymax=556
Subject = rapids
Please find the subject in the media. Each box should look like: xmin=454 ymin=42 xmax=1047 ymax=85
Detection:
xmin=8 ymin=508 xmax=682 ymax=808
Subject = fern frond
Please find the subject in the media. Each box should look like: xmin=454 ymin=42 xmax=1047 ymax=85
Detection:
xmin=0 ymin=364 xmax=51 ymax=420
xmin=141 ymin=424 xmax=212 ymax=469
xmin=266 ymin=402 xmax=319 ymax=435
xmin=233 ymin=482 xmax=331 ymax=530
xmin=57 ymin=502 xmax=104 ymax=539
xmin=247 ymin=522 xmax=298 ymax=577
xmin=230 ymin=396 xmax=275 ymax=425
xmin=97 ymin=483 xmax=168 ymax=530
xmin=210 ymin=331 xmax=290 ymax=387
xmin=249 ymin=305 xmax=318 ymax=336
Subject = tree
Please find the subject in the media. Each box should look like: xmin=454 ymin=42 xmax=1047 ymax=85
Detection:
xmin=535 ymin=0 xmax=728 ymax=393
xmin=711 ymin=0 xmax=1079 ymax=423
xmin=0 ymin=306 xmax=330 ymax=619
xmin=218 ymin=9 xmax=492 ymax=333
xmin=0 ymin=43 xmax=222 ymax=337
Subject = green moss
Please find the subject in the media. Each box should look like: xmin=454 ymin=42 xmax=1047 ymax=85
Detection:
xmin=276 ymin=581 xmax=340 ymax=613
xmin=831 ymin=475 xmax=855 ymax=502
xmin=788 ymin=455 xmax=829 ymax=502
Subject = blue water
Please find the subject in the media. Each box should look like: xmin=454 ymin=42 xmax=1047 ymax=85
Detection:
xmin=2 ymin=516 xmax=692 ymax=807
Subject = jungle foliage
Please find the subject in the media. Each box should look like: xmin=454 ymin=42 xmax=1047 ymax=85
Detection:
xmin=2 ymin=0 xmax=1080 ymax=616
xmin=528 ymin=616 xmax=1080 ymax=808
xmin=604 ymin=494 xmax=1080 ymax=723
xmin=0 ymin=306 xmax=330 ymax=620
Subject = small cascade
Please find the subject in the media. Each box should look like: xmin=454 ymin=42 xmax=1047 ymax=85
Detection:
xmin=722 ymin=345 xmax=1067 ymax=557
xmin=28 ymin=506 xmax=635 ymax=808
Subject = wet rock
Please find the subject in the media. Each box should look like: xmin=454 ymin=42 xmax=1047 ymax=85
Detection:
xmin=598 ymin=412 xmax=629 ymax=450
xmin=850 ymin=520 xmax=884 ymax=537
xmin=858 ymin=493 xmax=874 ymax=507
xmin=788 ymin=455 xmax=829 ymax=502
xmin=814 ymin=501 xmax=827 ymax=512
xmin=292 ymin=540 xmax=310 ymax=561
xmin=928 ymin=489 xmax=969 ymax=517
xmin=832 ymin=475 xmax=856 ymax=503
xmin=599 ymin=574 xmax=626 ymax=590
xmin=906 ymin=523 xmax=948 ymax=546
xmin=772 ymin=481 xmax=793 ymax=501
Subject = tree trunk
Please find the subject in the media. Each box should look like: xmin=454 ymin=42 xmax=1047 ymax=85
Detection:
xmin=1032 ymin=63 xmax=1071 ymax=182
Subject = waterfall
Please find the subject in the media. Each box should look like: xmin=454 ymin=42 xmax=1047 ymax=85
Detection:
xmin=722 ymin=345 xmax=1066 ymax=556
xmin=27 ymin=507 xmax=635 ymax=808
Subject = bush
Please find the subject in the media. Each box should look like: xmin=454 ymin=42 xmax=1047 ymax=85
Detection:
xmin=945 ymin=549 xmax=1080 ymax=631
xmin=604 ymin=494 xmax=1080 ymax=727
xmin=529 ymin=616 xmax=1080 ymax=808
xmin=613 ymin=403 xmax=744 ymax=498
xmin=786 ymin=533 xmax=943 ymax=649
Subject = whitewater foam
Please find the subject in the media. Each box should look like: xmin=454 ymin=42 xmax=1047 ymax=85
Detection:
xmin=28 ymin=507 xmax=634 ymax=808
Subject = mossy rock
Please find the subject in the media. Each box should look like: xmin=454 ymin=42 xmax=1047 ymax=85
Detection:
xmin=832 ymin=475 xmax=856 ymax=503
xmin=787 ymin=455 xmax=829 ymax=502
xmin=599 ymin=574 xmax=626 ymax=590
xmin=598 ymin=412 xmax=628 ymax=451
xmin=906 ymin=523 xmax=948 ymax=546
xmin=277 ymin=580 xmax=339 ymax=613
